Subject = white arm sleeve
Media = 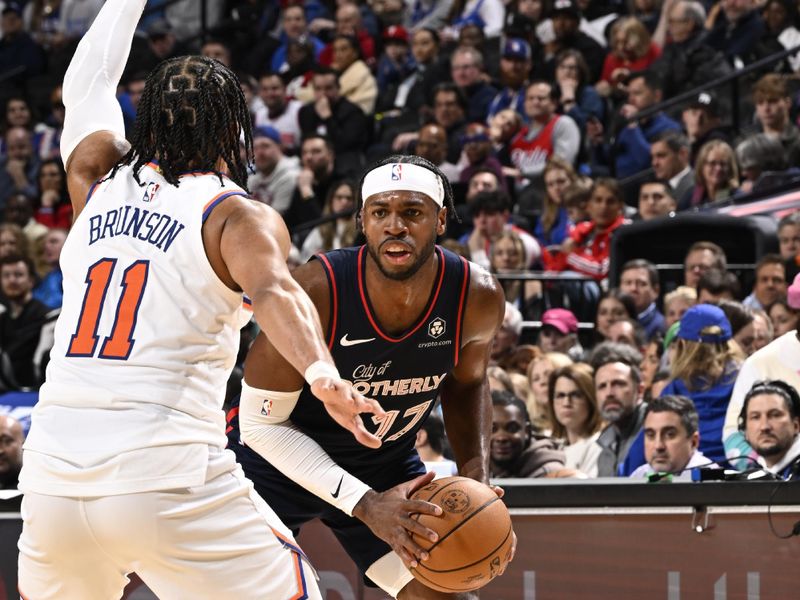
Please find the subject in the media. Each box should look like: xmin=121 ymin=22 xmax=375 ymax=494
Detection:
xmin=238 ymin=380 xmax=372 ymax=517
xmin=60 ymin=0 xmax=147 ymax=165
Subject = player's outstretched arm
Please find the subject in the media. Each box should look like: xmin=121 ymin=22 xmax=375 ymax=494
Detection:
xmin=440 ymin=266 xmax=505 ymax=484
xmin=61 ymin=0 xmax=143 ymax=218
xmin=216 ymin=199 xmax=384 ymax=447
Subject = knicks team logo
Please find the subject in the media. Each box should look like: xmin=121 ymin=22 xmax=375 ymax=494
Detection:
xmin=391 ymin=164 xmax=402 ymax=180
xmin=428 ymin=317 xmax=446 ymax=339
xmin=142 ymin=182 xmax=160 ymax=203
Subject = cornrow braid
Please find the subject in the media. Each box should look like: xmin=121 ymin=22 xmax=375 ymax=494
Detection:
xmin=109 ymin=55 xmax=253 ymax=189
xmin=355 ymin=154 xmax=459 ymax=227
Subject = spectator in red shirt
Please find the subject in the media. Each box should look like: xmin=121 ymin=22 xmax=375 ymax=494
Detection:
xmin=547 ymin=177 xmax=627 ymax=282
xmin=34 ymin=158 xmax=71 ymax=230
xmin=317 ymin=2 xmax=376 ymax=68
xmin=597 ymin=17 xmax=661 ymax=98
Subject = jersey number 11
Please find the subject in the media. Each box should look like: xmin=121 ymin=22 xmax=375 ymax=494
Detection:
xmin=67 ymin=258 xmax=150 ymax=360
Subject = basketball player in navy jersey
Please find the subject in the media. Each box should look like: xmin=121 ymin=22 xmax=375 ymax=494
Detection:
xmin=229 ymin=155 xmax=514 ymax=598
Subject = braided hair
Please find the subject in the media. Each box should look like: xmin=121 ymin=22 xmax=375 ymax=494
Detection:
xmin=110 ymin=55 xmax=252 ymax=189
xmin=355 ymin=154 xmax=458 ymax=229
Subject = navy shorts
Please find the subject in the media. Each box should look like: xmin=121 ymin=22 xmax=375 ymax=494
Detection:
xmin=229 ymin=440 xmax=426 ymax=582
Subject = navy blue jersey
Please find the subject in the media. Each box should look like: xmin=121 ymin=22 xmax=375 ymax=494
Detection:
xmin=291 ymin=244 xmax=470 ymax=469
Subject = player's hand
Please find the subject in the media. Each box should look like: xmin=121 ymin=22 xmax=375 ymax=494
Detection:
xmin=489 ymin=484 xmax=516 ymax=574
xmin=312 ymin=377 xmax=386 ymax=449
xmin=352 ymin=471 xmax=443 ymax=569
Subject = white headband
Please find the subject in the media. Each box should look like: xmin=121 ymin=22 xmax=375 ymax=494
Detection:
xmin=361 ymin=163 xmax=445 ymax=207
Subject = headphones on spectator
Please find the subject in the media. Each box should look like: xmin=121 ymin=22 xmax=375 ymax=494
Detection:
xmin=738 ymin=380 xmax=800 ymax=431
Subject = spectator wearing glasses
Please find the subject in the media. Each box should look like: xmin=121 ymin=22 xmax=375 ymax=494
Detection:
xmin=547 ymin=363 xmax=603 ymax=477
xmin=679 ymin=140 xmax=739 ymax=209
xmin=554 ymin=49 xmax=605 ymax=131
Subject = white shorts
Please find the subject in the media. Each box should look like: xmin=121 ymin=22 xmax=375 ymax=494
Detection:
xmin=17 ymin=450 xmax=321 ymax=600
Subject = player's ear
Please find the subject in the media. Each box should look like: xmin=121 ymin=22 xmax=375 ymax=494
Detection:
xmin=357 ymin=205 xmax=365 ymax=234
xmin=437 ymin=207 xmax=447 ymax=236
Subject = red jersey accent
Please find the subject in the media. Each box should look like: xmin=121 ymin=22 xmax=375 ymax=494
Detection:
xmin=509 ymin=116 xmax=560 ymax=175
xmin=564 ymin=215 xmax=628 ymax=280
xmin=317 ymin=253 xmax=339 ymax=350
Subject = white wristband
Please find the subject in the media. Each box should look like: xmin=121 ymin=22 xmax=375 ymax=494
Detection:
xmin=304 ymin=360 xmax=340 ymax=386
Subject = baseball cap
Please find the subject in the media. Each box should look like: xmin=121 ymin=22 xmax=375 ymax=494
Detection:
xmin=788 ymin=273 xmax=800 ymax=309
xmin=2 ymin=2 xmax=23 ymax=15
xmin=502 ymin=38 xmax=532 ymax=61
xmin=552 ymin=0 xmax=581 ymax=19
xmin=541 ymin=308 xmax=578 ymax=335
xmin=460 ymin=124 xmax=490 ymax=145
xmin=687 ymin=91 xmax=720 ymax=117
xmin=253 ymin=125 xmax=282 ymax=146
xmin=383 ymin=25 xmax=409 ymax=44
xmin=147 ymin=18 xmax=172 ymax=38
xmin=677 ymin=304 xmax=732 ymax=343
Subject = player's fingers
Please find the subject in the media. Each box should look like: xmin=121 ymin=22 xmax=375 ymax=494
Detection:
xmin=490 ymin=484 xmax=505 ymax=498
xmin=354 ymin=394 xmax=386 ymax=418
xmin=398 ymin=531 xmax=431 ymax=564
xmin=396 ymin=545 xmax=419 ymax=569
xmin=399 ymin=514 xmax=439 ymax=543
xmin=403 ymin=498 xmax=442 ymax=517
xmin=352 ymin=420 xmax=382 ymax=449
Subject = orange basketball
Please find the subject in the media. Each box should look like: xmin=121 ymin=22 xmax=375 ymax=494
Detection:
xmin=409 ymin=476 xmax=514 ymax=593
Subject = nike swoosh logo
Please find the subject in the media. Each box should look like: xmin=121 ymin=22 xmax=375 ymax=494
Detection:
xmin=331 ymin=475 xmax=344 ymax=499
xmin=340 ymin=334 xmax=376 ymax=347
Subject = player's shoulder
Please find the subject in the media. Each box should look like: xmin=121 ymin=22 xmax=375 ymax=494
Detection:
xmin=465 ymin=259 xmax=502 ymax=305
xmin=211 ymin=191 xmax=284 ymax=232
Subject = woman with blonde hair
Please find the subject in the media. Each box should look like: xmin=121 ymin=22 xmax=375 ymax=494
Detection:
xmin=547 ymin=363 xmax=603 ymax=476
xmin=526 ymin=351 xmax=573 ymax=435
xmin=535 ymin=157 xmax=580 ymax=247
xmin=661 ymin=304 xmax=741 ymax=463
xmin=663 ymin=286 xmax=697 ymax=328
xmin=490 ymin=229 xmax=541 ymax=316
xmin=681 ymin=140 xmax=739 ymax=209
xmin=597 ymin=17 xmax=661 ymax=97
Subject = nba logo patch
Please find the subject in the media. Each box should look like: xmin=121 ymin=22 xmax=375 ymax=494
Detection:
xmin=391 ymin=164 xmax=402 ymax=180
xmin=261 ymin=398 xmax=273 ymax=416
xmin=142 ymin=182 xmax=160 ymax=203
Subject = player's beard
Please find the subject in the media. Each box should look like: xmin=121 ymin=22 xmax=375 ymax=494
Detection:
xmin=366 ymin=235 xmax=437 ymax=281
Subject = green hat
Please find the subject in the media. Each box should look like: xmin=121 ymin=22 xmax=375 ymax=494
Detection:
xmin=663 ymin=321 xmax=680 ymax=352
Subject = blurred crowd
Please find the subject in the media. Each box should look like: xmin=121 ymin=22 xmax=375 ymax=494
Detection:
xmin=2 ymin=0 xmax=800 ymax=487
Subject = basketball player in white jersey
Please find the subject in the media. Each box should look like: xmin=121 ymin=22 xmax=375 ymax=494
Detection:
xmin=16 ymin=1 xmax=384 ymax=598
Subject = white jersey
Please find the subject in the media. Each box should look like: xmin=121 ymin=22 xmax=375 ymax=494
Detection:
xmin=253 ymin=99 xmax=302 ymax=152
xmin=21 ymin=163 xmax=252 ymax=496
